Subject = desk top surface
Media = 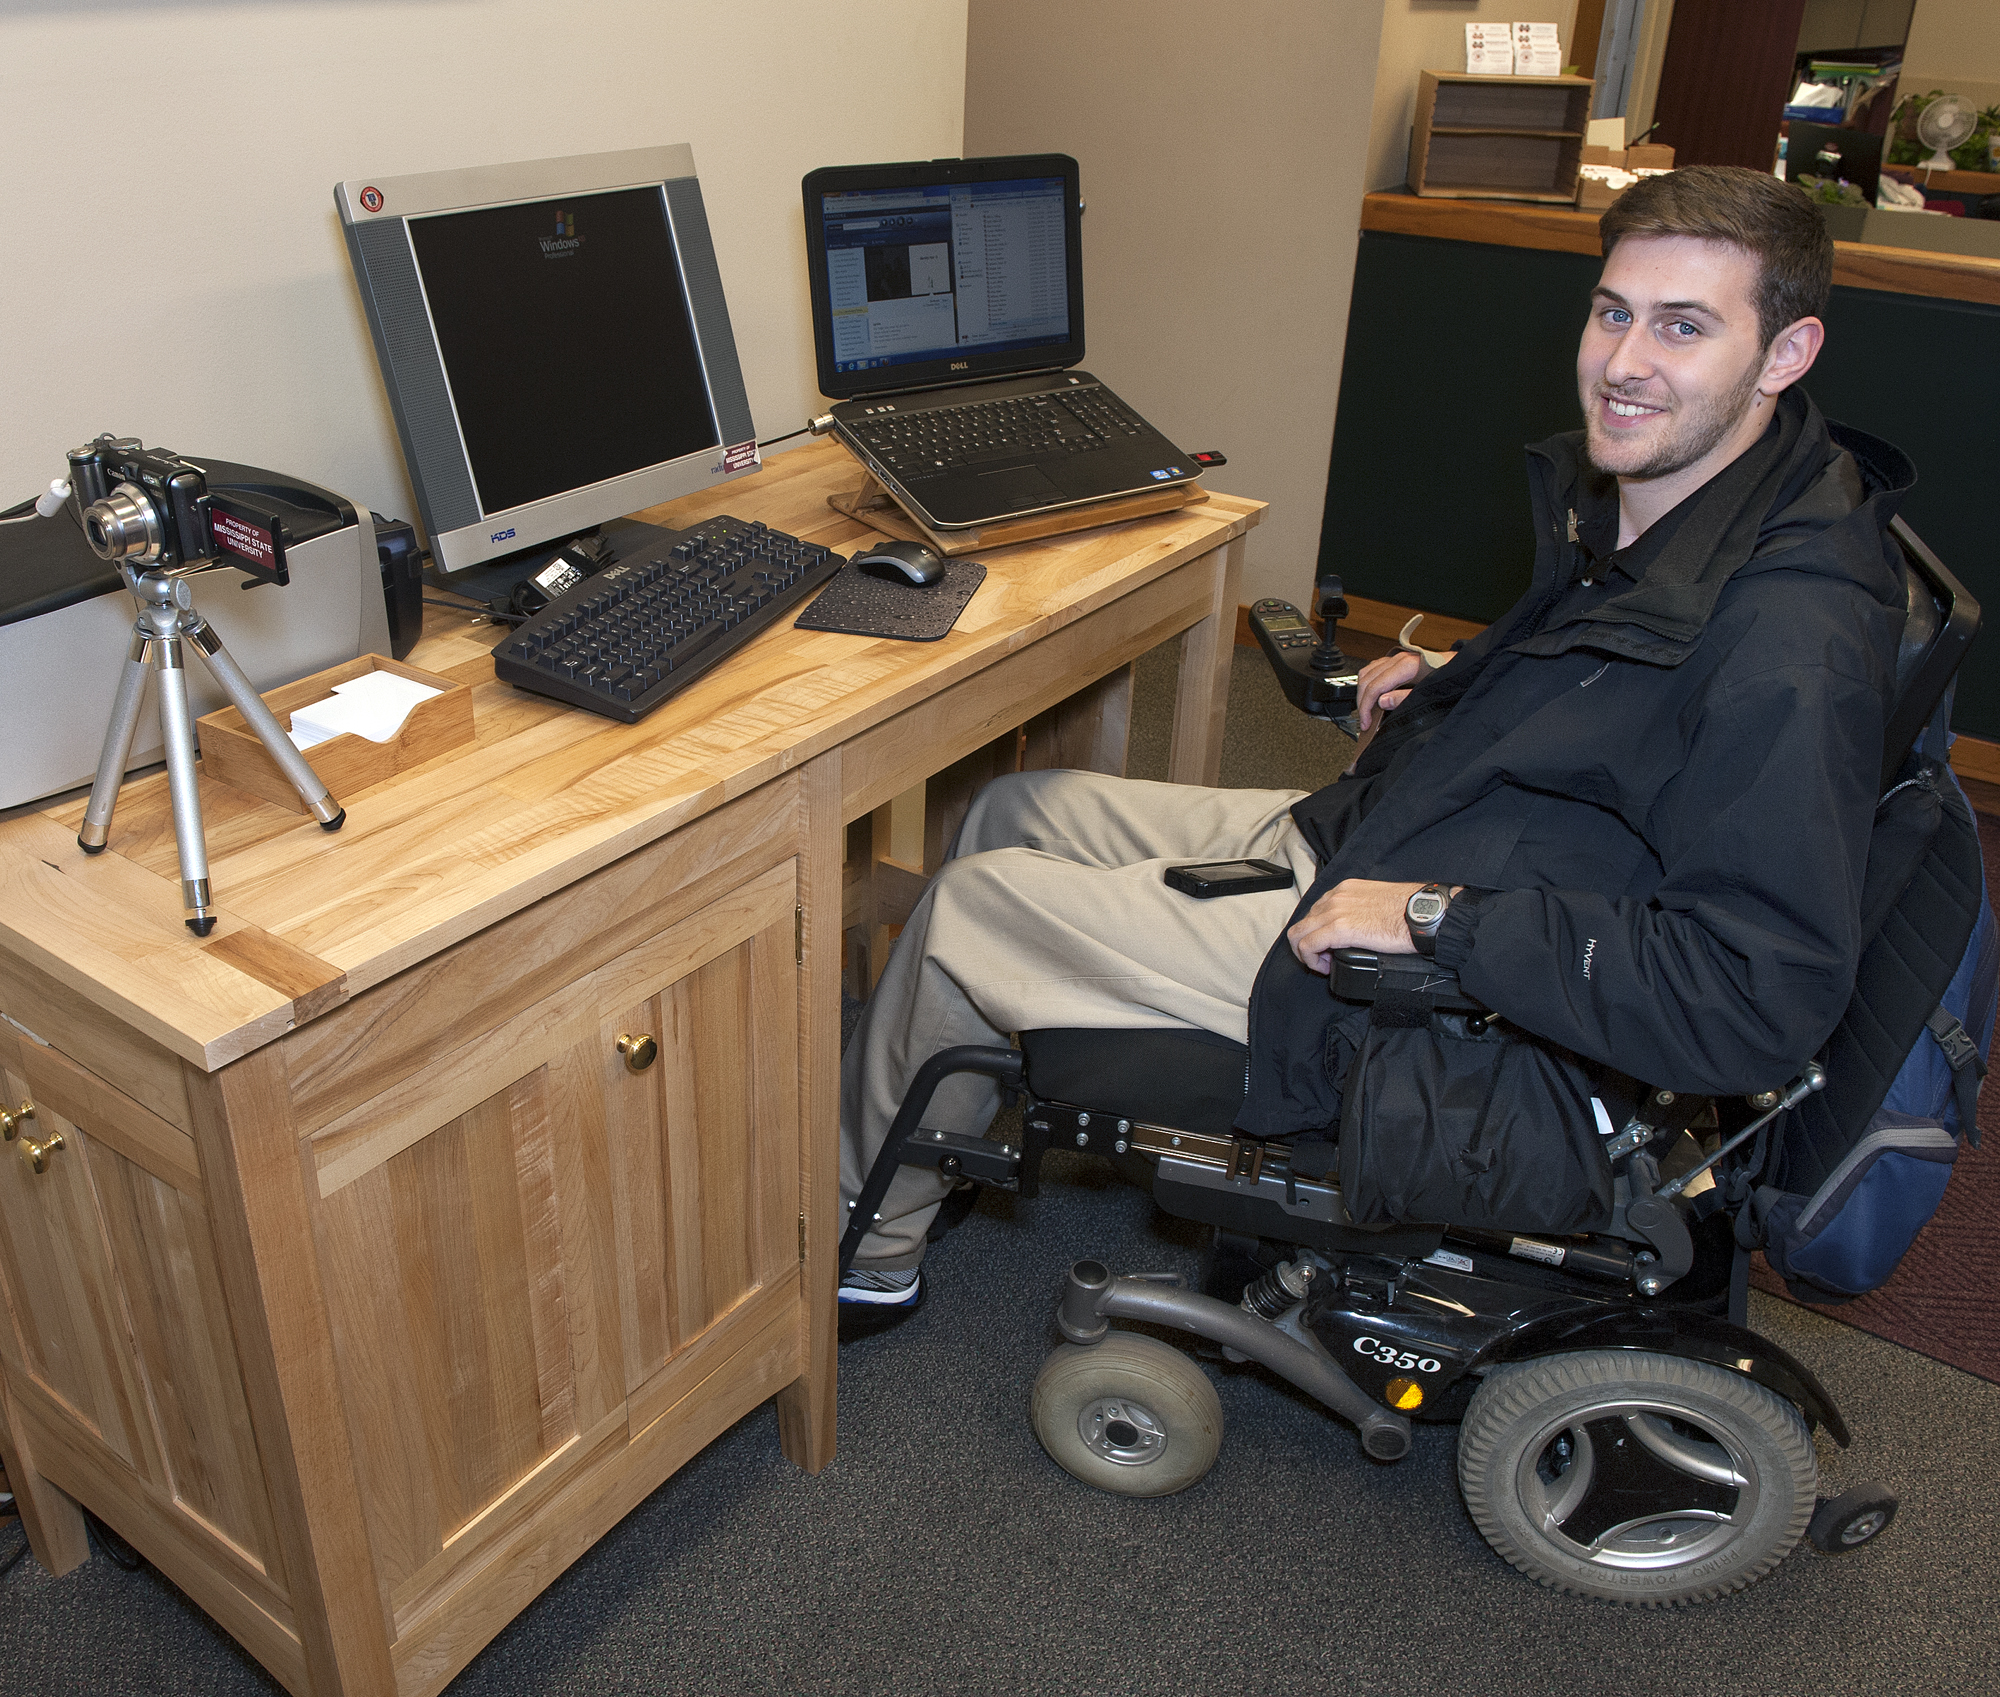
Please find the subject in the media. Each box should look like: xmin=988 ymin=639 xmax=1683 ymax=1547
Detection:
xmin=0 ymin=443 xmax=1259 ymax=1072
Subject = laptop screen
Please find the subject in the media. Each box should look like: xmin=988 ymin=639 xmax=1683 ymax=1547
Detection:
xmin=803 ymin=155 xmax=1084 ymax=400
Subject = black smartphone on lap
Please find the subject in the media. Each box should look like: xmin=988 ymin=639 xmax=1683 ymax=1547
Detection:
xmin=1163 ymin=859 xmax=1294 ymax=898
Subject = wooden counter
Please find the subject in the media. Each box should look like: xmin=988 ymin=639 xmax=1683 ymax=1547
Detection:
xmin=1359 ymin=190 xmax=2000 ymax=307
xmin=0 ymin=441 xmax=1261 ymax=1696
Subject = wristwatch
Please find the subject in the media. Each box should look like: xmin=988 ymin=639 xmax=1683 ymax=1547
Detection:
xmin=1405 ymin=883 xmax=1452 ymax=956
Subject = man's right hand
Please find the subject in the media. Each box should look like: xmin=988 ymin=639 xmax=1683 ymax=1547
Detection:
xmin=1354 ymin=649 xmax=1428 ymax=733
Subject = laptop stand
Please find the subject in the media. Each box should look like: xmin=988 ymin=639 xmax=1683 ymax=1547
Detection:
xmin=826 ymin=452 xmax=1208 ymax=557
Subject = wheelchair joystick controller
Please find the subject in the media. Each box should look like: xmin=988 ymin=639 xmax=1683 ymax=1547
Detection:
xmin=1308 ymin=569 xmax=1350 ymax=677
xmin=1247 ymin=569 xmax=1361 ymax=724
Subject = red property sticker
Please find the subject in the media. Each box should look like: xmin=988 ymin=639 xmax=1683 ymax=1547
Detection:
xmin=719 ymin=440 xmax=760 ymax=474
xmin=359 ymin=186 xmax=384 ymax=213
xmin=211 ymin=509 xmax=277 ymax=567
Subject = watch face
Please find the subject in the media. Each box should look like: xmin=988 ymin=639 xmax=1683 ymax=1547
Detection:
xmin=1408 ymin=891 xmax=1448 ymax=927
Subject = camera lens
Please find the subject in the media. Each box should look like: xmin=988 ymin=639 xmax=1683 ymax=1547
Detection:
xmin=81 ymin=484 xmax=164 ymax=564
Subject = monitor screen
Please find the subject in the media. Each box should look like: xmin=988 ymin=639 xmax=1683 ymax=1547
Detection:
xmin=802 ymin=154 xmax=1084 ymax=401
xmin=338 ymin=147 xmax=757 ymax=574
xmin=816 ymin=175 xmax=1071 ymax=376
xmin=408 ymin=186 xmax=718 ymax=515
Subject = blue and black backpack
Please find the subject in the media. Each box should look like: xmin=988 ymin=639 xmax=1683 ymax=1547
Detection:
xmin=1751 ymin=745 xmax=1995 ymax=1302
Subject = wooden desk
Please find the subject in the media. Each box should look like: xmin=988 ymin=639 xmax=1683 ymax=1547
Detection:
xmin=0 ymin=441 xmax=1260 ymax=1697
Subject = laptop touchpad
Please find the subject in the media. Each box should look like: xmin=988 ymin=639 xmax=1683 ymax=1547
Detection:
xmin=977 ymin=465 xmax=1062 ymax=501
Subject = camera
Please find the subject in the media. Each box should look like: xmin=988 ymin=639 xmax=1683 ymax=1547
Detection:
xmin=67 ymin=434 xmax=290 ymax=585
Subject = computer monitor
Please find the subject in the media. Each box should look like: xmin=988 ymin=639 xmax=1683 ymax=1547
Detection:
xmin=336 ymin=146 xmax=758 ymax=575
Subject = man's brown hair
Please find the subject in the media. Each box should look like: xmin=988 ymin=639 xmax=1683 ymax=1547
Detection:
xmin=1598 ymin=164 xmax=1833 ymax=350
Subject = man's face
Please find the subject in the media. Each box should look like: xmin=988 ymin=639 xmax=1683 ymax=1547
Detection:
xmin=1577 ymin=234 xmax=1773 ymax=485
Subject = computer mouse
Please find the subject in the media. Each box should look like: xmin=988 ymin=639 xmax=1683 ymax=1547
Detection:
xmin=852 ymin=539 xmax=948 ymax=587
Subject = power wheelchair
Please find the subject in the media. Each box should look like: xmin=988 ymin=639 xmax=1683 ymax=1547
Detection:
xmin=842 ymin=520 xmax=1985 ymax=1607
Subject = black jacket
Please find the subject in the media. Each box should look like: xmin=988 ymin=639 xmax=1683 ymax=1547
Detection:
xmin=1239 ymin=390 xmax=1914 ymax=1138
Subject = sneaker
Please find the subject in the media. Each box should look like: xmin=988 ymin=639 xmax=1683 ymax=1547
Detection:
xmin=838 ymin=1266 xmax=924 ymax=1341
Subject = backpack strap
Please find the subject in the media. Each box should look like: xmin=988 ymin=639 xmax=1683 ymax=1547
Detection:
xmin=1926 ymin=1006 xmax=1988 ymax=1150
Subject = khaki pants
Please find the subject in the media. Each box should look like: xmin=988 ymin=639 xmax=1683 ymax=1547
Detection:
xmin=840 ymin=769 xmax=1316 ymax=1267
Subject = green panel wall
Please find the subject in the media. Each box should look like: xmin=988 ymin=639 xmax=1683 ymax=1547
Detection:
xmin=1320 ymin=230 xmax=1996 ymax=738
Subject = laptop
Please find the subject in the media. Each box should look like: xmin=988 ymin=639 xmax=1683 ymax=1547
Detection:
xmin=801 ymin=153 xmax=1200 ymax=531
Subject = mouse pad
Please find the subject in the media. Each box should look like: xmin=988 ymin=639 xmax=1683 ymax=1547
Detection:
xmin=794 ymin=560 xmax=985 ymax=642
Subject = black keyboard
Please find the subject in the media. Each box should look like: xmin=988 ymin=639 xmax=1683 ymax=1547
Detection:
xmin=492 ymin=515 xmax=844 ymax=723
xmin=847 ymin=386 xmax=1150 ymax=481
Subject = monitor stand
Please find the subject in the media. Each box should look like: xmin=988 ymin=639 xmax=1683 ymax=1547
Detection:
xmin=425 ymin=518 xmax=680 ymax=615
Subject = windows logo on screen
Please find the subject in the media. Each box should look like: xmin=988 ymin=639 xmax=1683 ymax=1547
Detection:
xmin=540 ymin=208 xmax=582 ymax=259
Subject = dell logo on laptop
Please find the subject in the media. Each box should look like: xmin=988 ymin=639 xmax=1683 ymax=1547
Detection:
xmin=950 ymin=361 xmax=969 ymax=371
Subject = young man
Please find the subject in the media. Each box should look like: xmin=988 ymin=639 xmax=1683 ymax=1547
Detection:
xmin=839 ymin=166 xmax=1913 ymax=1323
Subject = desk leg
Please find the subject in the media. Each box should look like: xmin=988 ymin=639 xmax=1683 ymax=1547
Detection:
xmin=1023 ymin=663 xmax=1133 ymax=778
xmin=921 ymin=732 xmax=1024 ymax=874
xmin=778 ymin=750 xmax=842 ymax=1473
xmin=0 ymin=1374 xmax=89 ymax=1575
xmin=1167 ymin=534 xmax=1244 ymax=788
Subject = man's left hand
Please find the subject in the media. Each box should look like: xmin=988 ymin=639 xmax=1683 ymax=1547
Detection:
xmin=1287 ymin=879 xmax=1426 ymax=974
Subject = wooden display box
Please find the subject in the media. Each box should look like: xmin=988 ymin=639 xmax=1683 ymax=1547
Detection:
xmin=1410 ymin=70 xmax=1594 ymax=203
xmin=197 ymin=653 xmax=473 ymax=812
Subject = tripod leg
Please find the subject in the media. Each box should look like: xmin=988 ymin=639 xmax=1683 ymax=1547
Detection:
xmin=78 ymin=634 xmax=154 ymax=854
xmin=152 ymin=640 xmax=217 ymax=936
xmin=187 ymin=623 xmax=345 ymax=830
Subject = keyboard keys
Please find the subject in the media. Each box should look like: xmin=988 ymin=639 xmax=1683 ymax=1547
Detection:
xmin=492 ymin=516 xmax=846 ymax=723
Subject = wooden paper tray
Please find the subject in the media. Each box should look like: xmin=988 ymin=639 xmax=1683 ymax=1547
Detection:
xmin=197 ymin=653 xmax=473 ymax=812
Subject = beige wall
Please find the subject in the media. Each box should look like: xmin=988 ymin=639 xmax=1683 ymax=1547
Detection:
xmin=966 ymin=0 xmax=1385 ymax=607
xmin=1366 ymin=1 xmax=1581 ymax=191
xmin=1797 ymin=0 xmax=1915 ymax=52
xmin=1901 ymin=0 xmax=2000 ymax=108
xmin=0 ymin=1 xmax=967 ymax=531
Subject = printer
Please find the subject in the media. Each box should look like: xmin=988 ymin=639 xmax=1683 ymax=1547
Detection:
xmin=0 ymin=457 xmax=420 ymax=811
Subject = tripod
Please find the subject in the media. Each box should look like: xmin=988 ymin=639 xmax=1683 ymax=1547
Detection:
xmin=77 ymin=564 xmax=344 ymax=935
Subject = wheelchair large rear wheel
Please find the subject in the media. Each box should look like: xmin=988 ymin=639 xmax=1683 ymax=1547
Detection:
xmin=1457 ymin=1349 xmax=1816 ymax=1605
xmin=1032 ymin=1334 xmax=1223 ymax=1498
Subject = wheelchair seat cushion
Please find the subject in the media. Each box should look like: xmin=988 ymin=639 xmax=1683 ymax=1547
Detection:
xmin=1019 ymin=1027 xmax=1250 ymax=1140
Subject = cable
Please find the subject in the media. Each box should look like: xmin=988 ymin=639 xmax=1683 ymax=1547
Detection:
xmin=423 ymin=595 xmax=524 ymax=624
xmin=756 ymin=425 xmax=811 ymax=450
xmin=86 ymin=1511 xmax=144 ymax=1570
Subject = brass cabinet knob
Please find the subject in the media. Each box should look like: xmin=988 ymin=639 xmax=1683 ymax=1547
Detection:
xmin=616 ymin=1033 xmax=659 ymax=1073
xmin=20 ymin=1129 xmax=64 ymax=1174
xmin=0 ymin=1101 xmax=33 ymax=1140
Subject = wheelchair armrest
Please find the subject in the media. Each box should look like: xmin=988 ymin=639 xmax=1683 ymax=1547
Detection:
xmin=1330 ymin=947 xmax=1489 ymax=1013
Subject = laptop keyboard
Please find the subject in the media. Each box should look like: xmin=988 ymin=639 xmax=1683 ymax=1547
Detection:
xmin=493 ymin=515 xmax=844 ymax=723
xmin=847 ymin=387 xmax=1150 ymax=482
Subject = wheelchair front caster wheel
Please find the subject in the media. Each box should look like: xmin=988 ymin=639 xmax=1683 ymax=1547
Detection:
xmin=1458 ymin=1349 xmax=1817 ymax=1605
xmin=1032 ymin=1333 xmax=1222 ymax=1498
xmin=1808 ymin=1481 xmax=1899 ymax=1553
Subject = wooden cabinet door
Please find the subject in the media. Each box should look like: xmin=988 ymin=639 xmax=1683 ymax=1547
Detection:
xmin=601 ymin=858 xmax=802 ymax=1435
xmin=304 ymin=852 xmax=804 ymax=1635
xmin=0 ymin=1059 xmax=156 ymax=1483
xmin=0 ymin=1036 xmax=289 ymax=1608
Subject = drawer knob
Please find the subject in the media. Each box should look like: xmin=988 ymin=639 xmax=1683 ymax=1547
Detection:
xmin=0 ymin=1101 xmax=33 ymax=1140
xmin=20 ymin=1129 xmax=64 ymax=1174
xmin=616 ymin=1033 xmax=659 ymax=1073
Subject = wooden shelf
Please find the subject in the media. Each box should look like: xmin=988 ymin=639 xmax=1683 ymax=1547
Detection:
xmin=1429 ymin=126 xmax=1585 ymax=139
xmin=1410 ymin=70 xmax=1594 ymax=204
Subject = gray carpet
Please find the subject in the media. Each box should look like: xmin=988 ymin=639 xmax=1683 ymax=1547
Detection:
xmin=4 ymin=644 xmax=1996 ymax=1694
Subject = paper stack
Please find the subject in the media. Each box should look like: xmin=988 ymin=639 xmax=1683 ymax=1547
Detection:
xmin=287 ymin=668 xmax=443 ymax=750
xmin=1465 ymin=23 xmax=1513 ymax=76
xmin=1466 ymin=21 xmax=1563 ymax=75
xmin=1512 ymin=21 xmax=1563 ymax=75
